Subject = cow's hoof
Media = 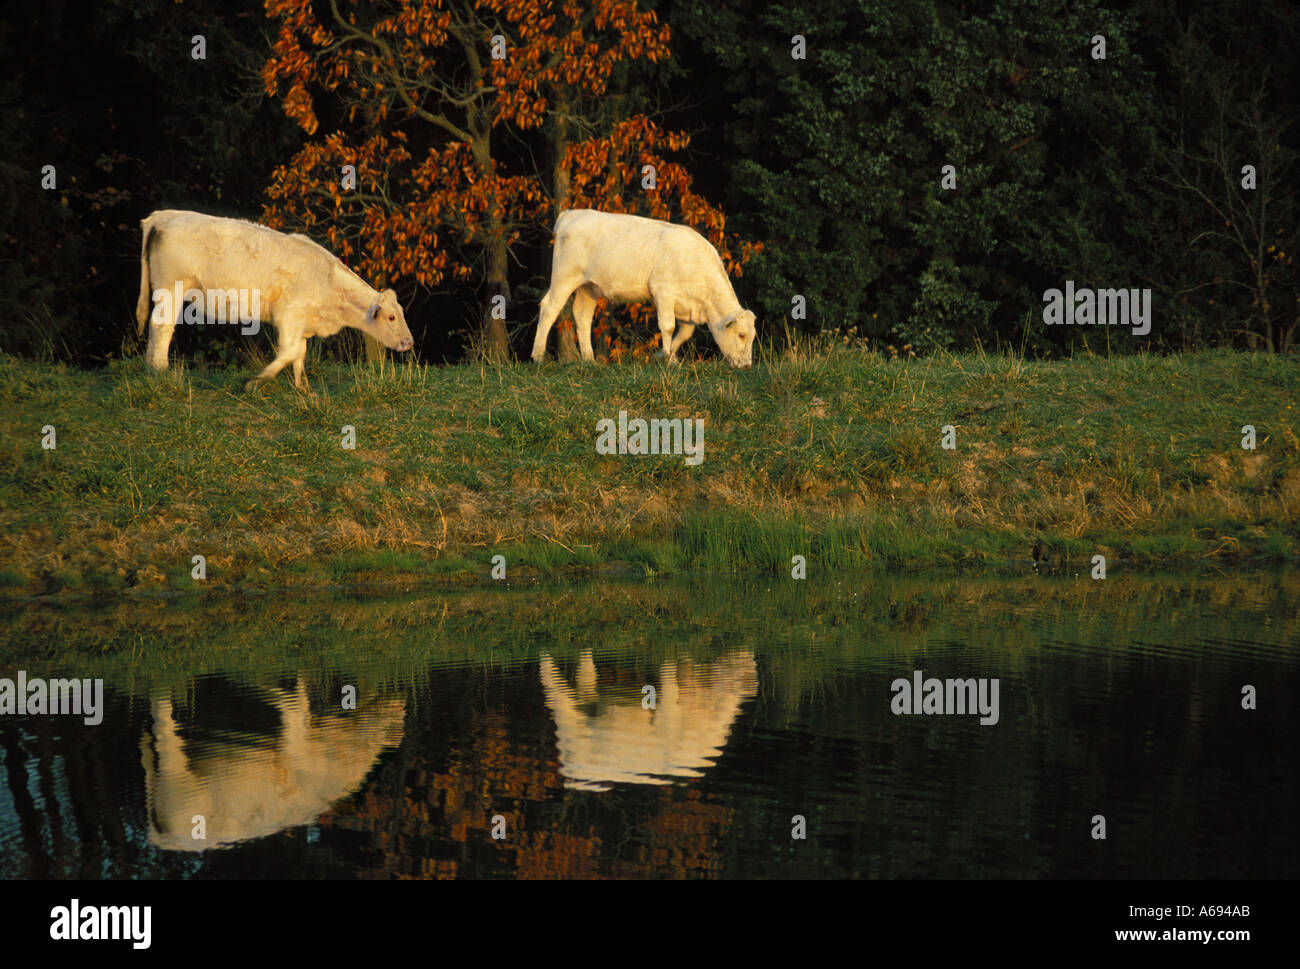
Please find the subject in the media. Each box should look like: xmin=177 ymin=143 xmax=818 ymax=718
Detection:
xmin=243 ymin=380 xmax=260 ymax=394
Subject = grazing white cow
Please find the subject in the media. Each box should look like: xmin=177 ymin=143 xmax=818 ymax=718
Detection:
xmin=135 ymin=209 xmax=414 ymax=391
xmin=538 ymin=650 xmax=758 ymax=791
xmin=531 ymin=209 xmax=757 ymax=367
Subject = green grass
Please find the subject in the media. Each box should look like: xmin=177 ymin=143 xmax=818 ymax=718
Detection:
xmin=0 ymin=346 xmax=1296 ymax=596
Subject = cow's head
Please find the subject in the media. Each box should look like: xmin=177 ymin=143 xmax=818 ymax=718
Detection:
xmin=364 ymin=289 xmax=414 ymax=352
xmin=710 ymin=309 xmax=757 ymax=368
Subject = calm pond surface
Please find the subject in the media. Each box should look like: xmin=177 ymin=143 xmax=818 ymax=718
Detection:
xmin=1 ymin=570 xmax=1296 ymax=879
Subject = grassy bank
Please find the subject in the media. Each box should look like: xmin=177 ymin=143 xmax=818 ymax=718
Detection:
xmin=0 ymin=347 xmax=1296 ymax=597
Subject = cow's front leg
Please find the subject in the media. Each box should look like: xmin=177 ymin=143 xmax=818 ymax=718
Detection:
xmin=244 ymin=337 xmax=306 ymax=392
xmin=667 ymin=323 xmax=696 ymax=359
xmin=291 ymin=344 xmax=310 ymax=391
xmin=655 ymin=301 xmax=680 ymax=365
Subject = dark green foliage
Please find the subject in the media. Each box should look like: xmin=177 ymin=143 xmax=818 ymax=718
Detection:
xmin=670 ymin=0 xmax=1300 ymax=354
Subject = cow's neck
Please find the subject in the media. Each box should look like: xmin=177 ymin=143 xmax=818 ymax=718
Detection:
xmin=331 ymin=262 xmax=378 ymax=308
xmin=335 ymin=276 xmax=379 ymax=337
xmin=710 ymin=282 xmax=742 ymax=323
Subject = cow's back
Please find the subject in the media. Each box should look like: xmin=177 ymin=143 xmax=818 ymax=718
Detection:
xmin=146 ymin=210 xmax=337 ymax=296
xmin=555 ymin=209 xmax=725 ymax=302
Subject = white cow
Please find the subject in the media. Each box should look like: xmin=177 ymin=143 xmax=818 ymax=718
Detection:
xmin=135 ymin=209 xmax=414 ymax=391
xmin=531 ymin=209 xmax=757 ymax=367
xmin=141 ymin=679 xmax=405 ymax=851
xmin=539 ymin=651 xmax=758 ymax=791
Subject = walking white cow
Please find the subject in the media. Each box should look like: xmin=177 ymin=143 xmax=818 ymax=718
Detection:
xmin=531 ymin=209 xmax=757 ymax=367
xmin=141 ymin=679 xmax=405 ymax=851
xmin=135 ymin=209 xmax=414 ymax=391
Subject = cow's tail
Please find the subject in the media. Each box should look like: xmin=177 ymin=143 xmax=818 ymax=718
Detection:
xmin=135 ymin=216 xmax=156 ymax=335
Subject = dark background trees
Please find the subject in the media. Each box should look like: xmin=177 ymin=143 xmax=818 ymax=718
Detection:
xmin=671 ymin=0 xmax=1298 ymax=355
xmin=1 ymin=0 xmax=1295 ymax=367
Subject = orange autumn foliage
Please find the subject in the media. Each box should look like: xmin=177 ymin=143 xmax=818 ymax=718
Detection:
xmin=260 ymin=0 xmax=757 ymax=357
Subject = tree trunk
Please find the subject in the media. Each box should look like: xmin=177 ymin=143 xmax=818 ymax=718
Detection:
xmin=552 ymin=90 xmax=573 ymax=212
xmin=550 ymin=90 xmax=580 ymax=361
xmin=555 ymin=318 xmax=579 ymax=361
xmin=472 ymin=128 xmax=511 ymax=363
xmin=484 ymin=232 xmax=511 ymax=363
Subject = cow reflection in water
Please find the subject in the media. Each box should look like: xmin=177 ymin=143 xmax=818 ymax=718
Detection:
xmin=539 ymin=651 xmax=757 ymax=791
xmin=140 ymin=679 xmax=404 ymax=851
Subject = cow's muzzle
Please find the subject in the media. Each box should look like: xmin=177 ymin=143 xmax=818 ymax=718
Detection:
xmin=394 ymin=337 xmax=414 ymax=352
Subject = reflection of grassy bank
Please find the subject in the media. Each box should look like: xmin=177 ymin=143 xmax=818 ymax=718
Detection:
xmin=4 ymin=571 xmax=1296 ymax=723
xmin=1 ymin=349 xmax=1296 ymax=597
xmin=6 ymin=572 xmax=1291 ymax=880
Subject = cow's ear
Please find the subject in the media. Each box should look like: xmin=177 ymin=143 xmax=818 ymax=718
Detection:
xmin=368 ymin=301 xmax=381 ymax=321
xmin=723 ymin=313 xmax=739 ymax=329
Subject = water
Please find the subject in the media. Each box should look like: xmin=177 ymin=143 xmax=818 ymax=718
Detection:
xmin=1 ymin=570 xmax=1295 ymax=879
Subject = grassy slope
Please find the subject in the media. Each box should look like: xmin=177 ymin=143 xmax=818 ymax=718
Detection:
xmin=0 ymin=348 xmax=1296 ymax=596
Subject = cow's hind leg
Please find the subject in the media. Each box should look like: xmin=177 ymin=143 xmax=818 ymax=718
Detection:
xmin=145 ymin=277 xmax=195 ymax=370
xmin=532 ymin=280 xmax=578 ymax=362
xmin=572 ymin=285 xmax=600 ymax=362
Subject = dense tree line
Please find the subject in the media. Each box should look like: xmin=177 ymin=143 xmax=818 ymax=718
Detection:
xmin=1 ymin=0 xmax=1295 ymax=366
